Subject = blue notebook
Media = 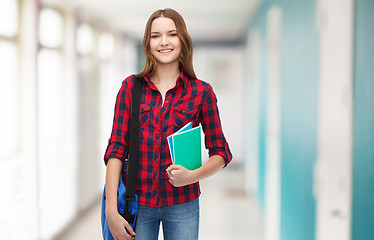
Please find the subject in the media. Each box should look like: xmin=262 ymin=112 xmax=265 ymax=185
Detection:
xmin=172 ymin=125 xmax=202 ymax=170
xmin=167 ymin=122 xmax=192 ymax=163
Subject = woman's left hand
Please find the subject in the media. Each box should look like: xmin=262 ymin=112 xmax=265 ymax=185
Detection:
xmin=166 ymin=165 xmax=197 ymax=187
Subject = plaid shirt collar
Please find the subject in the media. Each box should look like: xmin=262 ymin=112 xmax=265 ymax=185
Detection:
xmin=143 ymin=69 xmax=188 ymax=89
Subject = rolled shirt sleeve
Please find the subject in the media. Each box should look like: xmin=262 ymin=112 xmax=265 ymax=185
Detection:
xmin=199 ymin=83 xmax=233 ymax=167
xmin=104 ymin=76 xmax=133 ymax=164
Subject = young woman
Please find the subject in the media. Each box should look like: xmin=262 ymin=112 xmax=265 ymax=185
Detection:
xmin=104 ymin=8 xmax=232 ymax=240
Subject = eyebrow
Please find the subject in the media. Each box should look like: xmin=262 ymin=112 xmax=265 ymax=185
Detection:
xmin=151 ymin=30 xmax=177 ymax=34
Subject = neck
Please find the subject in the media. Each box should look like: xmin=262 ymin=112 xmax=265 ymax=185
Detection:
xmin=151 ymin=62 xmax=181 ymax=84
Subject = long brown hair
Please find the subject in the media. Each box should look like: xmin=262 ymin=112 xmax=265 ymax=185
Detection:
xmin=136 ymin=8 xmax=196 ymax=79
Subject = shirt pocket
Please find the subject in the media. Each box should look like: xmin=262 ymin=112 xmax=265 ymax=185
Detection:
xmin=172 ymin=104 xmax=197 ymax=129
xmin=139 ymin=103 xmax=151 ymax=128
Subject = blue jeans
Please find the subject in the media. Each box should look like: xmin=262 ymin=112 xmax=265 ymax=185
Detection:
xmin=134 ymin=198 xmax=199 ymax=240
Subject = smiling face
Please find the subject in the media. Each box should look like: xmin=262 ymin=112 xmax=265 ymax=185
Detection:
xmin=149 ymin=17 xmax=181 ymax=66
xmin=138 ymin=9 xmax=196 ymax=79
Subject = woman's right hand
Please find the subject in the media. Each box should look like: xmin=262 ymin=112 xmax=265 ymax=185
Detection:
xmin=105 ymin=158 xmax=135 ymax=239
xmin=106 ymin=209 xmax=135 ymax=240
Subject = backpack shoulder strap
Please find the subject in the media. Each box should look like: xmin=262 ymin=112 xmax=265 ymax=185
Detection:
xmin=126 ymin=75 xmax=143 ymax=198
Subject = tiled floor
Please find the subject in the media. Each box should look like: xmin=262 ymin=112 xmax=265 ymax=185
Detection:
xmin=55 ymin=165 xmax=264 ymax=240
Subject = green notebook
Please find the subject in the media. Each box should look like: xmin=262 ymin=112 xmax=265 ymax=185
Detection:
xmin=172 ymin=125 xmax=202 ymax=170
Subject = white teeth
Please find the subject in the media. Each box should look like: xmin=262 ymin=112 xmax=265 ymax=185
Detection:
xmin=159 ymin=49 xmax=172 ymax=53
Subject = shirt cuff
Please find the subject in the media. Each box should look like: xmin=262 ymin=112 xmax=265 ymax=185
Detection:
xmin=208 ymin=142 xmax=232 ymax=167
xmin=104 ymin=141 xmax=128 ymax=165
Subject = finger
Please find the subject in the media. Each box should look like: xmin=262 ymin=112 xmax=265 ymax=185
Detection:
xmin=119 ymin=230 xmax=131 ymax=240
xmin=169 ymin=174 xmax=175 ymax=182
xmin=124 ymin=234 xmax=133 ymax=240
xmin=111 ymin=233 xmax=117 ymax=240
xmin=118 ymin=231 xmax=132 ymax=240
xmin=168 ymin=168 xmax=176 ymax=177
xmin=125 ymin=232 xmax=135 ymax=240
xmin=166 ymin=165 xmax=180 ymax=172
xmin=113 ymin=232 xmax=125 ymax=240
xmin=123 ymin=221 xmax=135 ymax=237
xmin=114 ymin=233 xmax=125 ymax=240
xmin=114 ymin=223 xmax=134 ymax=240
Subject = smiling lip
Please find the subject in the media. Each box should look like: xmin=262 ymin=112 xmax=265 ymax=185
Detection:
xmin=158 ymin=49 xmax=173 ymax=53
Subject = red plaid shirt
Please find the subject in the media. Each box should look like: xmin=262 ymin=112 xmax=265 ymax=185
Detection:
xmin=104 ymin=71 xmax=232 ymax=207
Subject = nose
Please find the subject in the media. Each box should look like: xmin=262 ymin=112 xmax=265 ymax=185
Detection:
xmin=161 ymin=35 xmax=169 ymax=46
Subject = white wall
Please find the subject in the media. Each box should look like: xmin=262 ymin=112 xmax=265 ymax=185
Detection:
xmin=0 ymin=1 xmax=39 ymax=239
xmin=0 ymin=1 xmax=139 ymax=239
xmin=244 ymin=30 xmax=261 ymax=195
xmin=264 ymin=6 xmax=282 ymax=240
xmin=315 ymin=0 xmax=354 ymax=239
xmin=194 ymin=46 xmax=245 ymax=164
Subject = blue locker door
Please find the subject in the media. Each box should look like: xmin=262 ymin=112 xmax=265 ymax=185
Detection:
xmin=280 ymin=1 xmax=318 ymax=240
xmin=352 ymin=0 xmax=374 ymax=239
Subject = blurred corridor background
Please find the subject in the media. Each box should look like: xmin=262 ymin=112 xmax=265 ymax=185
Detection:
xmin=0 ymin=0 xmax=373 ymax=239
